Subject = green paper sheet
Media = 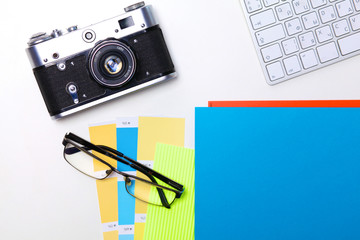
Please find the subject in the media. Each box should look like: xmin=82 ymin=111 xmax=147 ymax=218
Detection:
xmin=143 ymin=143 xmax=195 ymax=240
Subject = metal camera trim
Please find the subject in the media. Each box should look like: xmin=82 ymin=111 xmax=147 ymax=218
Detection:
xmin=82 ymin=29 xmax=96 ymax=43
xmin=26 ymin=4 xmax=157 ymax=69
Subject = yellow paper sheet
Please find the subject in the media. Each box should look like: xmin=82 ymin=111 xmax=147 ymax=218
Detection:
xmin=135 ymin=117 xmax=185 ymax=240
xmin=137 ymin=117 xmax=185 ymax=160
xmin=89 ymin=123 xmax=118 ymax=240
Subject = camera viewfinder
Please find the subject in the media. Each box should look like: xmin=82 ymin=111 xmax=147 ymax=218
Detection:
xmin=119 ymin=16 xmax=134 ymax=29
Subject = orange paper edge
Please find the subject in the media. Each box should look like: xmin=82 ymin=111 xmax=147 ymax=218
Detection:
xmin=208 ymin=100 xmax=360 ymax=108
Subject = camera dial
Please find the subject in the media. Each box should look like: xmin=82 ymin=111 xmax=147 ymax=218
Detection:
xmin=27 ymin=32 xmax=53 ymax=46
xmin=124 ymin=2 xmax=145 ymax=12
xmin=82 ymin=29 xmax=96 ymax=43
xmin=88 ymin=40 xmax=136 ymax=87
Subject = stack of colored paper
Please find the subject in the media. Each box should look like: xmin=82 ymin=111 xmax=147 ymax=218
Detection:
xmin=195 ymin=100 xmax=360 ymax=240
xmin=88 ymin=116 xmax=194 ymax=240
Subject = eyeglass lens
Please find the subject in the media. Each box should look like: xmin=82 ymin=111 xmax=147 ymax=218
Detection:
xmin=64 ymin=143 xmax=112 ymax=179
xmin=64 ymin=142 xmax=177 ymax=207
xmin=125 ymin=173 xmax=177 ymax=206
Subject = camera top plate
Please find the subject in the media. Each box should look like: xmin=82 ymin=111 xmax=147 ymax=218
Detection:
xmin=26 ymin=2 xmax=158 ymax=69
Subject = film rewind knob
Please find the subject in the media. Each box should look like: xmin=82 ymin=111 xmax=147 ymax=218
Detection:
xmin=124 ymin=2 xmax=145 ymax=12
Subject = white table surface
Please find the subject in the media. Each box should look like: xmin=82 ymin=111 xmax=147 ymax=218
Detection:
xmin=1 ymin=0 xmax=359 ymax=239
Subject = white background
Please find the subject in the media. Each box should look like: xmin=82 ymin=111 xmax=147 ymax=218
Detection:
xmin=1 ymin=0 xmax=359 ymax=239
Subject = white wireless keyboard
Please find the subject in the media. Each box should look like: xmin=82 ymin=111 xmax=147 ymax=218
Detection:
xmin=240 ymin=0 xmax=360 ymax=85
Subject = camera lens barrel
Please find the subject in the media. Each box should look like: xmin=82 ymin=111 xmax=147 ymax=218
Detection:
xmin=89 ymin=40 xmax=136 ymax=87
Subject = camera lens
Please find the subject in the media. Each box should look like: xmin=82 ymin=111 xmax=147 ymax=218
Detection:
xmin=89 ymin=40 xmax=136 ymax=87
xmin=103 ymin=56 xmax=123 ymax=74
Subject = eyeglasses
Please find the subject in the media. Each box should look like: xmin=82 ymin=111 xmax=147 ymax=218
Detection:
xmin=62 ymin=132 xmax=184 ymax=209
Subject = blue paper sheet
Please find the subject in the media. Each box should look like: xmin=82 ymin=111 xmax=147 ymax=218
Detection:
xmin=116 ymin=118 xmax=138 ymax=239
xmin=195 ymin=107 xmax=360 ymax=240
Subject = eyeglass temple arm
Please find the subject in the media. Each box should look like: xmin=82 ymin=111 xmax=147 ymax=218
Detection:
xmin=63 ymin=145 xmax=132 ymax=169
xmin=99 ymin=145 xmax=184 ymax=191
xmin=63 ymin=133 xmax=133 ymax=166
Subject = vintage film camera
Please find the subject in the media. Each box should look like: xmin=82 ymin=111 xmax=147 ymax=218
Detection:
xmin=26 ymin=2 xmax=176 ymax=119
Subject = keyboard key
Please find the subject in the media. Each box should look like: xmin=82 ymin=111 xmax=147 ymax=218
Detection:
xmin=255 ymin=24 xmax=286 ymax=46
xmin=350 ymin=14 xmax=360 ymax=30
xmin=266 ymin=61 xmax=285 ymax=81
xmin=263 ymin=0 xmax=280 ymax=7
xmin=282 ymin=38 xmax=300 ymax=54
xmin=275 ymin=3 xmax=293 ymax=20
xmin=244 ymin=0 xmax=262 ymax=13
xmin=261 ymin=43 xmax=283 ymax=62
xmin=302 ymin=11 xmax=320 ymax=29
xmin=299 ymin=31 xmax=316 ymax=48
xmin=285 ymin=18 xmax=303 ymax=35
xmin=319 ymin=6 xmax=337 ymax=23
xmin=354 ymin=0 xmax=360 ymax=11
xmin=310 ymin=0 xmax=327 ymax=8
xmin=317 ymin=42 xmax=339 ymax=62
xmin=293 ymin=0 xmax=311 ymax=14
xmin=283 ymin=55 xmax=302 ymax=74
xmin=315 ymin=25 xmax=334 ymax=42
xmin=338 ymin=31 xmax=360 ymax=55
xmin=300 ymin=49 xmax=318 ymax=68
xmin=333 ymin=19 xmax=350 ymax=36
xmin=336 ymin=0 xmax=354 ymax=17
xmin=250 ymin=9 xmax=276 ymax=29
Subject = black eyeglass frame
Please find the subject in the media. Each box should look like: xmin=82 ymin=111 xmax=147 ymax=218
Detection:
xmin=62 ymin=132 xmax=184 ymax=208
